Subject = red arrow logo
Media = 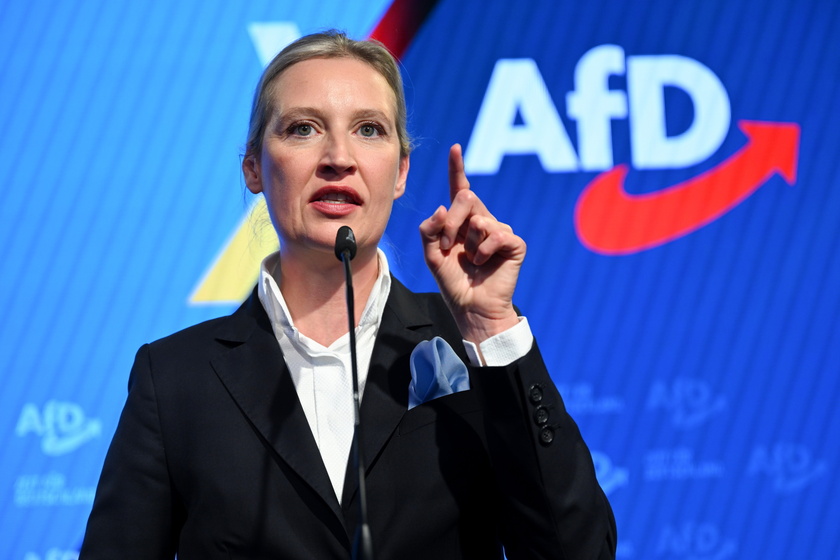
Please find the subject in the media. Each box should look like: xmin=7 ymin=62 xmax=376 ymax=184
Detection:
xmin=574 ymin=120 xmax=800 ymax=255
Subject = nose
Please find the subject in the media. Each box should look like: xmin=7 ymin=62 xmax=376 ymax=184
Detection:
xmin=319 ymin=132 xmax=356 ymax=176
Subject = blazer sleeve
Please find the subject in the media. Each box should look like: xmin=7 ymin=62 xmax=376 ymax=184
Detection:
xmin=470 ymin=340 xmax=617 ymax=560
xmin=79 ymin=344 xmax=181 ymax=560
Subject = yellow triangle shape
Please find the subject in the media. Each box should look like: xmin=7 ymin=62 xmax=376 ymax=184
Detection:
xmin=190 ymin=197 xmax=278 ymax=304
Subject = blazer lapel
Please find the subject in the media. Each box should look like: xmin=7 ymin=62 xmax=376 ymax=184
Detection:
xmin=210 ymin=290 xmax=344 ymax=522
xmin=209 ymin=283 xmax=447 ymax=527
xmin=340 ymin=278 xmax=437 ymax=507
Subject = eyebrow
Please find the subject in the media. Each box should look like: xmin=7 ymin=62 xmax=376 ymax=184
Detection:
xmin=277 ymin=107 xmax=395 ymax=126
xmin=276 ymin=107 xmax=323 ymax=123
xmin=351 ymin=109 xmax=393 ymax=123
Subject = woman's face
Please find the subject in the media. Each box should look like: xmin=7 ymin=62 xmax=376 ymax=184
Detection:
xmin=243 ymin=56 xmax=409 ymax=261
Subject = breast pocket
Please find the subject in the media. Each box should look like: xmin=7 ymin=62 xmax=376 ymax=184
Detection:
xmin=398 ymin=390 xmax=482 ymax=435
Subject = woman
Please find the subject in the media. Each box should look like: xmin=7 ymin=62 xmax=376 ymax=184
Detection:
xmin=80 ymin=30 xmax=616 ymax=559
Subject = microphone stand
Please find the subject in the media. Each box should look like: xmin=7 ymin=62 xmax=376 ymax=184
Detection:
xmin=336 ymin=226 xmax=374 ymax=560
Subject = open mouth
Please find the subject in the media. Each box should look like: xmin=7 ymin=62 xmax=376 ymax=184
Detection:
xmin=311 ymin=187 xmax=362 ymax=205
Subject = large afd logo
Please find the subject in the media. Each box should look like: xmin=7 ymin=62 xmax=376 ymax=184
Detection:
xmin=464 ymin=45 xmax=800 ymax=255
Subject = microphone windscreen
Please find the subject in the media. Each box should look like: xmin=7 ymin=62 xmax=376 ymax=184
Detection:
xmin=334 ymin=225 xmax=357 ymax=261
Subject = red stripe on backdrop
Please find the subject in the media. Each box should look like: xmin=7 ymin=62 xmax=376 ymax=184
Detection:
xmin=368 ymin=0 xmax=441 ymax=58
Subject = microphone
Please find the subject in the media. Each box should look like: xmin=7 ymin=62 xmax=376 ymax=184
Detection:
xmin=334 ymin=226 xmax=373 ymax=560
xmin=335 ymin=225 xmax=357 ymax=261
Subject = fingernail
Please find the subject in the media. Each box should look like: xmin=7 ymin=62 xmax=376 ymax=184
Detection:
xmin=440 ymin=235 xmax=450 ymax=250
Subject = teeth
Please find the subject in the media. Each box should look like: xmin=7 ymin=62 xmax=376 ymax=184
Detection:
xmin=319 ymin=193 xmax=353 ymax=203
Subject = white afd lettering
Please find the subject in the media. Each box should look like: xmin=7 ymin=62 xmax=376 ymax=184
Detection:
xmin=464 ymin=45 xmax=731 ymax=174
xmin=464 ymin=59 xmax=577 ymax=174
xmin=566 ymin=44 xmax=628 ymax=170
xmin=628 ymin=54 xmax=730 ymax=168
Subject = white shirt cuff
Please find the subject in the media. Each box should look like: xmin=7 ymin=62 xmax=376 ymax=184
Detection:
xmin=463 ymin=317 xmax=533 ymax=367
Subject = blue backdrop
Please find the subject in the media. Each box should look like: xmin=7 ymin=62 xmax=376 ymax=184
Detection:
xmin=1 ymin=0 xmax=838 ymax=558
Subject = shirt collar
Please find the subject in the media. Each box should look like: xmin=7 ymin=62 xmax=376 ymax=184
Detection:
xmin=257 ymin=249 xmax=392 ymax=344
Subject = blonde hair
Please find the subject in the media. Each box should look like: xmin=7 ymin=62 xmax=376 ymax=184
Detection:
xmin=244 ymin=30 xmax=413 ymax=158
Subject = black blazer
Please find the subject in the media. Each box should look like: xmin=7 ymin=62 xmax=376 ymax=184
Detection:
xmin=80 ymin=278 xmax=616 ymax=559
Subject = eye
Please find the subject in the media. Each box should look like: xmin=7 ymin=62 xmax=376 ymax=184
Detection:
xmin=288 ymin=122 xmax=314 ymax=137
xmin=286 ymin=121 xmax=315 ymax=138
xmin=358 ymin=123 xmax=384 ymax=138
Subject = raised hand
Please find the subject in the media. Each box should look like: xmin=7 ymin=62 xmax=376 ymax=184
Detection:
xmin=419 ymin=144 xmax=527 ymax=344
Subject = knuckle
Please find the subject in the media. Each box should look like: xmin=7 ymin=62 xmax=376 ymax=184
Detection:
xmin=489 ymin=230 xmax=508 ymax=244
xmin=455 ymin=189 xmax=476 ymax=204
xmin=444 ymin=216 xmax=460 ymax=232
xmin=469 ymin=214 xmax=486 ymax=228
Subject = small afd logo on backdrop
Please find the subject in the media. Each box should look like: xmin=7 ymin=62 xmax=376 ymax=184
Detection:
xmin=15 ymin=401 xmax=102 ymax=455
xmin=646 ymin=378 xmax=727 ymax=428
xmin=656 ymin=522 xmax=737 ymax=560
xmin=747 ymin=442 xmax=828 ymax=493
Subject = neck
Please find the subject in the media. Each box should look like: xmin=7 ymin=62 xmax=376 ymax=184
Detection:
xmin=277 ymin=245 xmax=380 ymax=346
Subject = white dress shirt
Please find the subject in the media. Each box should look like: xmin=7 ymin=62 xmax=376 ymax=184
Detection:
xmin=257 ymin=250 xmax=533 ymax=502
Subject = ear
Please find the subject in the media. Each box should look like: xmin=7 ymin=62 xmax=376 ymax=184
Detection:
xmin=394 ymin=154 xmax=410 ymax=199
xmin=242 ymin=153 xmax=263 ymax=194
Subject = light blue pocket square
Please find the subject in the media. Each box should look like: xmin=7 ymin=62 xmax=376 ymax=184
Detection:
xmin=408 ymin=337 xmax=470 ymax=410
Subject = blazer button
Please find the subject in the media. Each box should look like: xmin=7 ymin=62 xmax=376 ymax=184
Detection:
xmin=539 ymin=426 xmax=555 ymax=446
xmin=533 ymin=406 xmax=549 ymax=425
xmin=528 ymin=384 xmax=543 ymax=404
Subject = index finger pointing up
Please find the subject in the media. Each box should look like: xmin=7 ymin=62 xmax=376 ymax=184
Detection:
xmin=449 ymin=143 xmax=471 ymax=202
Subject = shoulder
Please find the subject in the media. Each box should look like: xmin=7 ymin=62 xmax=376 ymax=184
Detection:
xmin=142 ymin=288 xmax=269 ymax=365
xmin=147 ymin=314 xmax=230 ymax=349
